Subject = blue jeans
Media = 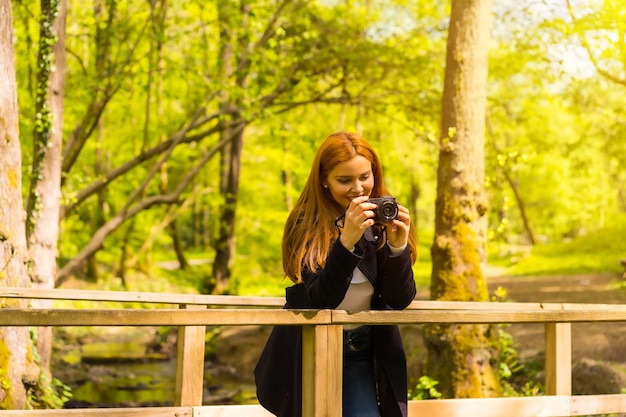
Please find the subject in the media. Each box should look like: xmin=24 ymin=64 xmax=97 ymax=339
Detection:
xmin=342 ymin=325 xmax=380 ymax=417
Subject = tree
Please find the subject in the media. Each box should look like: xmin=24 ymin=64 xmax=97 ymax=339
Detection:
xmin=481 ymin=0 xmax=625 ymax=244
xmin=52 ymin=0 xmax=344 ymax=288
xmin=9 ymin=0 xmax=444 ymax=295
xmin=564 ymin=0 xmax=626 ymax=213
xmin=423 ymin=0 xmax=502 ymax=398
xmin=26 ymin=0 xmax=67 ymax=374
xmin=211 ymin=0 xmax=252 ymax=293
xmin=565 ymin=0 xmax=626 ymax=88
xmin=0 ymin=0 xmax=39 ymax=408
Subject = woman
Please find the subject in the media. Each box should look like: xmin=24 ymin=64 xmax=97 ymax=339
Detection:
xmin=255 ymin=131 xmax=417 ymax=417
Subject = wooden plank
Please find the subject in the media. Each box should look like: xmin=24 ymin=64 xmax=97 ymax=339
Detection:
xmin=302 ymin=324 xmax=342 ymax=417
xmin=5 ymin=307 xmax=626 ymax=328
xmin=0 ymin=405 xmax=274 ymax=417
xmin=569 ymin=393 xmax=626 ymax=415
xmin=326 ymin=324 xmax=343 ymax=417
xmin=7 ymin=287 xmax=626 ymax=313
xmin=193 ymin=404 xmax=275 ymax=416
xmin=9 ymin=287 xmax=626 ymax=313
xmin=331 ymin=309 xmax=626 ymax=325
xmin=544 ymin=323 xmax=571 ymax=396
xmin=175 ymin=304 xmax=207 ymax=406
xmin=407 ymin=396 xmax=571 ymax=417
xmin=0 ymin=287 xmax=284 ymax=307
xmin=407 ymin=299 xmax=626 ymax=311
xmin=0 ymin=407 xmax=192 ymax=417
xmin=302 ymin=325 xmax=323 ymax=417
xmin=301 ymin=325 xmax=314 ymax=417
xmin=0 ymin=308 xmax=332 ymax=326
xmin=6 ymin=396 xmax=626 ymax=417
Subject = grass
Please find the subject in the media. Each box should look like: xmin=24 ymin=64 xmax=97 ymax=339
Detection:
xmin=491 ymin=214 xmax=626 ymax=277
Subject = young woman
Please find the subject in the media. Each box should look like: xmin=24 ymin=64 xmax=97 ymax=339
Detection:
xmin=255 ymin=131 xmax=418 ymax=417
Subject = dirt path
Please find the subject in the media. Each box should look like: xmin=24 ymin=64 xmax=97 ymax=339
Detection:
xmin=486 ymin=272 xmax=626 ymax=363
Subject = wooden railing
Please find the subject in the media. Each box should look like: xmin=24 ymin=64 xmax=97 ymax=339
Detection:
xmin=3 ymin=287 xmax=626 ymax=416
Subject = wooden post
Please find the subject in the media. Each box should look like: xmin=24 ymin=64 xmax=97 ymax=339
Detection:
xmin=544 ymin=322 xmax=571 ymax=395
xmin=302 ymin=324 xmax=343 ymax=417
xmin=175 ymin=304 xmax=207 ymax=406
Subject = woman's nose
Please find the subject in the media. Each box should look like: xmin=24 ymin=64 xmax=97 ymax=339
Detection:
xmin=352 ymin=181 xmax=364 ymax=192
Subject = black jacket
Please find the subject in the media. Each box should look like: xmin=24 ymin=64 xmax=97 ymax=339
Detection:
xmin=254 ymin=232 xmax=416 ymax=417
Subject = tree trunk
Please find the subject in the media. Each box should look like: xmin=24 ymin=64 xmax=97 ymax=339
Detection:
xmin=202 ymin=202 xmax=211 ymax=251
xmin=424 ymin=0 xmax=501 ymax=399
xmin=169 ymin=220 xmax=189 ymax=270
xmin=211 ymin=1 xmax=251 ymax=294
xmin=212 ymin=121 xmax=245 ymax=294
xmin=487 ymin=116 xmax=537 ymax=245
xmin=116 ymin=220 xmax=137 ymax=288
xmin=61 ymin=0 xmax=118 ymax=177
xmin=502 ymin=168 xmax=537 ymax=245
xmin=0 ymin=0 xmax=39 ymax=408
xmin=282 ymin=133 xmax=294 ymax=212
xmin=85 ymin=111 xmax=108 ymax=282
xmin=26 ymin=0 xmax=66 ymax=372
xmin=410 ymin=180 xmax=421 ymax=231
xmin=158 ymin=161 xmax=189 ymax=271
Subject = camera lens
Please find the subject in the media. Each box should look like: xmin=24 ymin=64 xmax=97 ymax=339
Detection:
xmin=378 ymin=200 xmax=398 ymax=221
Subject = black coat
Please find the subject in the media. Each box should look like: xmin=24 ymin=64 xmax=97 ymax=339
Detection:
xmin=255 ymin=232 xmax=416 ymax=417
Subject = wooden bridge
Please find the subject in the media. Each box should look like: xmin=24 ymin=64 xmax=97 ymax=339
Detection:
xmin=2 ymin=287 xmax=626 ymax=417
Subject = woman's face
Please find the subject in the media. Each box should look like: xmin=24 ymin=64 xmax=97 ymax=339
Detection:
xmin=324 ymin=155 xmax=374 ymax=208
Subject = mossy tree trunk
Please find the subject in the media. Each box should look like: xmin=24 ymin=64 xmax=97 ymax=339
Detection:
xmin=0 ymin=1 xmax=39 ymax=408
xmin=26 ymin=0 xmax=67 ymax=373
xmin=424 ymin=0 xmax=502 ymax=399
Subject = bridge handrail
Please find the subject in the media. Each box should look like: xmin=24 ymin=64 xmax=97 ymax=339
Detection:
xmin=3 ymin=306 xmax=626 ymax=326
xmin=4 ymin=286 xmax=626 ymax=311
xmin=1 ymin=287 xmax=625 ymax=417
xmin=0 ymin=287 xmax=285 ymax=307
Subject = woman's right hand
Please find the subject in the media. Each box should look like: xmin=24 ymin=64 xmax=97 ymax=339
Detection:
xmin=339 ymin=196 xmax=377 ymax=251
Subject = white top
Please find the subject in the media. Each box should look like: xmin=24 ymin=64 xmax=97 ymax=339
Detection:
xmin=337 ymin=242 xmax=406 ymax=329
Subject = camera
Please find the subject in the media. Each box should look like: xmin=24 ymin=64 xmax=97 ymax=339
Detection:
xmin=368 ymin=196 xmax=399 ymax=224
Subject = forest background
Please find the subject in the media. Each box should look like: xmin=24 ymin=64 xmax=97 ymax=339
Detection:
xmin=2 ymin=0 xmax=626 ymax=409
xmin=12 ymin=0 xmax=626 ymax=295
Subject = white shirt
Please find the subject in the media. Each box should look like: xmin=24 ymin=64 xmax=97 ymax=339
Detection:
xmin=336 ymin=242 xmax=406 ymax=329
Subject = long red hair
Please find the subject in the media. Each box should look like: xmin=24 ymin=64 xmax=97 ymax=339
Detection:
xmin=282 ymin=131 xmax=417 ymax=283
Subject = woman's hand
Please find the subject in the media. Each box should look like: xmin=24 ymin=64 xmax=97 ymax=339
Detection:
xmin=338 ymin=196 xmax=376 ymax=251
xmin=386 ymin=204 xmax=410 ymax=249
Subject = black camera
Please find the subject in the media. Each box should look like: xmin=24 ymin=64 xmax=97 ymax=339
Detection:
xmin=368 ymin=196 xmax=399 ymax=224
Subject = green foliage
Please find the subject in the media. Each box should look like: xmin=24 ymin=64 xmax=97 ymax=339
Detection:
xmin=27 ymin=372 xmax=72 ymax=410
xmin=490 ymin=289 xmax=543 ymax=397
xmin=0 ymin=338 xmax=12 ymax=409
xmin=24 ymin=327 xmax=73 ymax=409
xmin=157 ymin=261 xmax=216 ymax=295
xmin=409 ymin=375 xmax=442 ymax=400
xmin=493 ymin=213 xmax=626 ymax=276
xmin=9 ymin=0 xmax=626 ymax=296
xmin=204 ymin=327 xmax=222 ymax=361
xmin=486 ymin=1 xmax=626 ymax=247
xmin=496 ymin=325 xmax=526 ymax=396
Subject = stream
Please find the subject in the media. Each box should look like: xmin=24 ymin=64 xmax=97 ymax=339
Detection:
xmin=52 ymin=327 xmax=257 ymax=408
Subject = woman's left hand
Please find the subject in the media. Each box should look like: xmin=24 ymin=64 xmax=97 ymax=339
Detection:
xmin=386 ymin=204 xmax=411 ymax=248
